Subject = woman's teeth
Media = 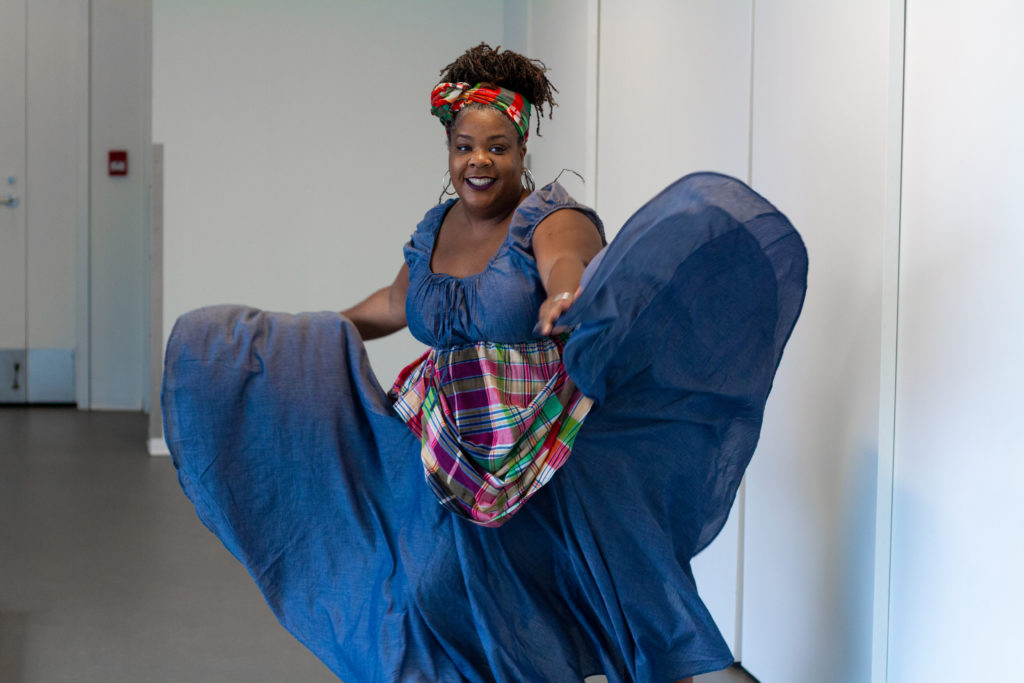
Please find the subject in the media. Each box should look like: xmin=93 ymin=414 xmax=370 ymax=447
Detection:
xmin=467 ymin=177 xmax=496 ymax=189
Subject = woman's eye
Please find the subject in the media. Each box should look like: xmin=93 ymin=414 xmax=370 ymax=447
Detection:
xmin=490 ymin=146 xmax=506 ymax=153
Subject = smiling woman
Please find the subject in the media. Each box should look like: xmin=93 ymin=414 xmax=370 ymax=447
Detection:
xmin=163 ymin=42 xmax=807 ymax=683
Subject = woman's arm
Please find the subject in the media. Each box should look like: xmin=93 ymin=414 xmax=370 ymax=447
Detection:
xmin=532 ymin=209 xmax=604 ymax=335
xmin=341 ymin=263 xmax=410 ymax=340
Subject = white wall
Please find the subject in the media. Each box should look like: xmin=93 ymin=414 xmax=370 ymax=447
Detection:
xmin=153 ymin=1 xmax=504 ymax=387
xmin=742 ymin=2 xmax=896 ymax=681
xmin=597 ymin=0 xmax=753 ymax=236
xmin=887 ymin=2 xmax=1024 ymax=680
xmin=517 ymin=0 xmax=598 ymax=208
xmin=89 ymin=0 xmax=151 ymax=409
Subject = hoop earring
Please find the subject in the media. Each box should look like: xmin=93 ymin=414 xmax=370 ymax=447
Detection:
xmin=438 ymin=170 xmax=456 ymax=203
xmin=522 ymin=167 xmax=536 ymax=192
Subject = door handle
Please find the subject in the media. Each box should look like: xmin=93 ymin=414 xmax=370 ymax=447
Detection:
xmin=1 ymin=194 xmax=18 ymax=207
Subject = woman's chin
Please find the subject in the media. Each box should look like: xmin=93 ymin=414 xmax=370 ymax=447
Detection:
xmin=458 ymin=184 xmax=499 ymax=204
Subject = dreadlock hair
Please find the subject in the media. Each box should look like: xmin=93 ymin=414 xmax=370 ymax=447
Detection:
xmin=438 ymin=43 xmax=558 ymax=138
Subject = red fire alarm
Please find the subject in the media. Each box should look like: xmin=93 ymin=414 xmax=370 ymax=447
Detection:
xmin=108 ymin=150 xmax=128 ymax=177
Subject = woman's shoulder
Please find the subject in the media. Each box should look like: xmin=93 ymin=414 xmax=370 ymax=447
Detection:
xmin=511 ymin=181 xmax=606 ymax=248
xmin=415 ymin=197 xmax=458 ymax=236
xmin=518 ymin=181 xmax=584 ymax=218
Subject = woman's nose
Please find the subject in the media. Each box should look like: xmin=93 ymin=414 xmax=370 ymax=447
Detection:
xmin=469 ymin=149 xmax=491 ymax=166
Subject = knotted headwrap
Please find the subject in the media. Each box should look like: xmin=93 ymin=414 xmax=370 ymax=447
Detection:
xmin=430 ymin=82 xmax=533 ymax=141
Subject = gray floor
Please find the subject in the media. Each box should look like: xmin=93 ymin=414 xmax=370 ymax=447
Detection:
xmin=0 ymin=408 xmax=754 ymax=683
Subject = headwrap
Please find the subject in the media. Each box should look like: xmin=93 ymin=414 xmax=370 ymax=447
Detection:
xmin=430 ymin=82 xmax=533 ymax=141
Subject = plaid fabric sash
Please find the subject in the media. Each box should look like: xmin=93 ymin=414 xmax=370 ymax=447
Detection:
xmin=391 ymin=336 xmax=593 ymax=527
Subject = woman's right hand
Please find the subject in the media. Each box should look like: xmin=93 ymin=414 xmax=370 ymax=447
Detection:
xmin=537 ymin=287 xmax=582 ymax=335
xmin=533 ymin=208 xmax=603 ymax=336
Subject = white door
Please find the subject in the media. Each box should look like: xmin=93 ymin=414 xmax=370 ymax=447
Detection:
xmin=0 ymin=0 xmax=83 ymax=404
xmin=0 ymin=0 xmax=28 ymax=402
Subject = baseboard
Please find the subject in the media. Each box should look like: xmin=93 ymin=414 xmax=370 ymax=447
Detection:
xmin=732 ymin=662 xmax=761 ymax=683
xmin=147 ymin=437 xmax=170 ymax=456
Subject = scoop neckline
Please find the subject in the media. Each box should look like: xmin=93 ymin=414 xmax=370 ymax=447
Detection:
xmin=426 ymin=191 xmax=534 ymax=281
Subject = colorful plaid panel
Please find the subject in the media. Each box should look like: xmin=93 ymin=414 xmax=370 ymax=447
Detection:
xmin=391 ymin=336 xmax=593 ymax=527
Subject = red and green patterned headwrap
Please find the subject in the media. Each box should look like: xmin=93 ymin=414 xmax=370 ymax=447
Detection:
xmin=430 ymin=82 xmax=533 ymax=141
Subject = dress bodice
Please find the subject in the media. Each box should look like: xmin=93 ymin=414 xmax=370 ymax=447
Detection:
xmin=403 ymin=182 xmax=604 ymax=347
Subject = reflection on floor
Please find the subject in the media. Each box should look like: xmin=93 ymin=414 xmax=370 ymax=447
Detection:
xmin=0 ymin=408 xmax=755 ymax=682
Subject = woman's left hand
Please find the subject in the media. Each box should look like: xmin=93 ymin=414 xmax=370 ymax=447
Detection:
xmin=537 ymin=287 xmax=582 ymax=335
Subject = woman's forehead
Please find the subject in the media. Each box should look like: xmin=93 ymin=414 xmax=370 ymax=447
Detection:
xmin=452 ymin=106 xmax=520 ymax=140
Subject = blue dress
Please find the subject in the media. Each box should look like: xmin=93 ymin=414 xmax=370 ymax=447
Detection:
xmin=162 ymin=172 xmax=807 ymax=682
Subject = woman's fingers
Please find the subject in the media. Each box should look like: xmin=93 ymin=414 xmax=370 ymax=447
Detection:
xmin=538 ymin=291 xmax=579 ymax=335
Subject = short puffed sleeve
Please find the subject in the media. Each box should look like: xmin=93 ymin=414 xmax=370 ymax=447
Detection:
xmin=507 ymin=182 xmax=606 ymax=258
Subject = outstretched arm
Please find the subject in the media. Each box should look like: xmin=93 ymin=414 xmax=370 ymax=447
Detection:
xmin=532 ymin=209 xmax=604 ymax=335
xmin=341 ymin=263 xmax=410 ymax=340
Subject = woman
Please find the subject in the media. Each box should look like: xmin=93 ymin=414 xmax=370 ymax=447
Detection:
xmin=163 ymin=44 xmax=807 ymax=682
xmin=343 ymin=47 xmax=604 ymax=529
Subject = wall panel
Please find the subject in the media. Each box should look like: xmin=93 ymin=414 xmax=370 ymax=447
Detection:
xmin=888 ymin=2 xmax=1024 ymax=680
xmin=597 ymin=0 xmax=753 ymax=238
xmin=521 ymin=0 xmax=598 ymax=207
xmin=90 ymin=0 xmax=151 ymax=409
xmin=742 ymin=2 xmax=894 ymax=680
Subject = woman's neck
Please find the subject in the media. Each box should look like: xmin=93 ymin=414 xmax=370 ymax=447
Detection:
xmin=456 ymin=188 xmax=530 ymax=232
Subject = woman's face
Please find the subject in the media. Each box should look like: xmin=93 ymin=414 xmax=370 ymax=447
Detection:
xmin=448 ymin=106 xmax=526 ymax=217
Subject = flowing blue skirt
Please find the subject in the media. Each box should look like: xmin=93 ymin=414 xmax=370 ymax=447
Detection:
xmin=162 ymin=172 xmax=807 ymax=682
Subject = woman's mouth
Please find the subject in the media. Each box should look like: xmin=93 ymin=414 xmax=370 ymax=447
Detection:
xmin=466 ymin=177 xmax=496 ymax=190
